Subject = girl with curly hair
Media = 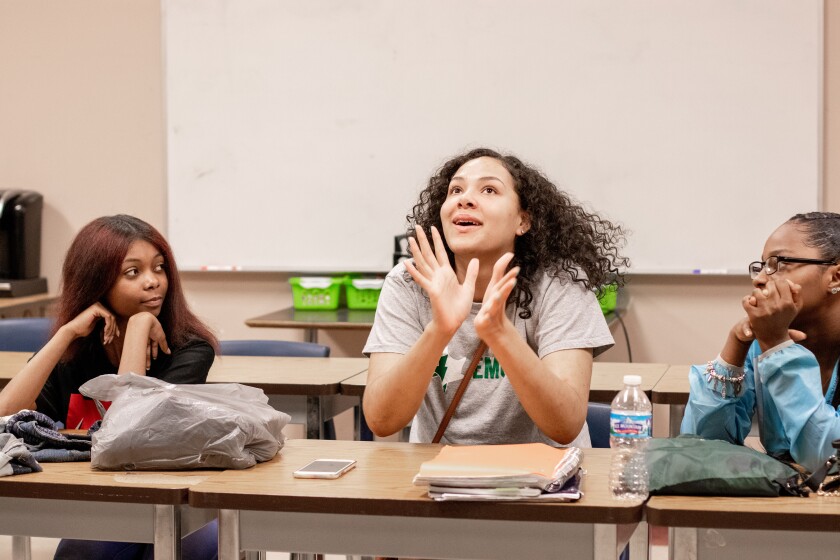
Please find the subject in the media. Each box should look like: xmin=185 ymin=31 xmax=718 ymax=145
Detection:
xmin=682 ymin=212 xmax=840 ymax=472
xmin=363 ymin=148 xmax=628 ymax=446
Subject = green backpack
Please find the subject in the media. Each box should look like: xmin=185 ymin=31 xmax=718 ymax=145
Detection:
xmin=645 ymin=435 xmax=806 ymax=497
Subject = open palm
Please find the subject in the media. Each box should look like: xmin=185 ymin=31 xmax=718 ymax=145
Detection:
xmin=404 ymin=226 xmax=478 ymax=335
xmin=474 ymin=253 xmax=519 ymax=340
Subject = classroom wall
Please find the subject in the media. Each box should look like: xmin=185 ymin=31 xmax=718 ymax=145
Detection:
xmin=1 ymin=0 xmax=839 ymax=366
xmin=0 ymin=0 xmax=167 ymax=275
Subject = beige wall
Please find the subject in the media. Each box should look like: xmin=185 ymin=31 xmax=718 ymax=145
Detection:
xmin=1 ymin=0 xmax=838 ymax=364
xmin=0 ymin=0 xmax=166 ymax=285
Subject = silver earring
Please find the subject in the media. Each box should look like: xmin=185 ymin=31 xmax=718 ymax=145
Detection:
xmin=832 ymin=287 xmax=839 ymax=295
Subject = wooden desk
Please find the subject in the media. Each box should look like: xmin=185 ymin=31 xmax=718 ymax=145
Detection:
xmin=589 ymin=362 xmax=668 ymax=402
xmin=208 ymin=355 xmax=367 ymax=395
xmin=0 ymin=353 xmax=369 ymax=440
xmin=209 ymin=355 xmax=371 ymax=440
xmin=650 ymin=364 xmax=692 ymax=436
xmin=646 ymin=493 xmax=840 ymax=559
xmin=0 ymin=293 xmax=56 ymax=319
xmin=0 ymin=351 xmax=30 ymax=389
xmin=245 ymin=307 xmax=376 ymax=343
xmin=340 ymin=362 xmax=669 ymax=403
xmin=0 ymin=462 xmax=216 ymax=560
xmin=190 ymin=439 xmax=642 ymax=560
xmin=246 ymin=307 xmax=620 ymax=345
xmin=339 ymin=370 xmax=367 ymax=398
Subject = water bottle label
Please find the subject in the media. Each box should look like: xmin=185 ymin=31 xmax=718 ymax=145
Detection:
xmin=609 ymin=411 xmax=651 ymax=438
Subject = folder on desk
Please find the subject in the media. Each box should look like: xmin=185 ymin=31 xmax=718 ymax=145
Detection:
xmin=413 ymin=443 xmax=582 ymax=501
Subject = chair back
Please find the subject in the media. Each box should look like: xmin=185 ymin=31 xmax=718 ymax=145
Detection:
xmin=0 ymin=317 xmax=53 ymax=352
xmin=586 ymin=401 xmax=612 ymax=449
xmin=219 ymin=339 xmax=330 ymax=358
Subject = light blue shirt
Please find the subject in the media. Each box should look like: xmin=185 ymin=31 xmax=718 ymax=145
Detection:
xmin=681 ymin=340 xmax=840 ymax=472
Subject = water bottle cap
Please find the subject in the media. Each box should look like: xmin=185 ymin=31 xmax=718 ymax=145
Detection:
xmin=623 ymin=374 xmax=642 ymax=386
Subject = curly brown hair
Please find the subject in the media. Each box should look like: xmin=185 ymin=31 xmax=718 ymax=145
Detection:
xmin=407 ymin=148 xmax=629 ymax=318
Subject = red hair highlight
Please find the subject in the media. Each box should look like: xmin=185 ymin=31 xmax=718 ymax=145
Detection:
xmin=54 ymin=215 xmax=218 ymax=363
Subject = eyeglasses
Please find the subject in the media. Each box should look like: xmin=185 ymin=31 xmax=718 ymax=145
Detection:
xmin=748 ymin=255 xmax=837 ymax=279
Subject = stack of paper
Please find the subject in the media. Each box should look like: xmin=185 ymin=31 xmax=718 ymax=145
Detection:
xmin=413 ymin=443 xmax=583 ymax=502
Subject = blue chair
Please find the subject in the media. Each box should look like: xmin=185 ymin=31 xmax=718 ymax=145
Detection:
xmin=220 ymin=339 xmax=329 ymax=358
xmin=219 ymin=339 xmax=338 ymax=439
xmin=586 ymin=401 xmax=612 ymax=449
xmin=0 ymin=317 xmax=52 ymax=352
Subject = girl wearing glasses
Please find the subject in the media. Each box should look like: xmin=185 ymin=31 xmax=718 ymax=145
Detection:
xmin=682 ymin=212 xmax=840 ymax=472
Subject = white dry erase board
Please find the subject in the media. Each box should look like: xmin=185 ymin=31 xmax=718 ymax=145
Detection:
xmin=164 ymin=0 xmax=822 ymax=273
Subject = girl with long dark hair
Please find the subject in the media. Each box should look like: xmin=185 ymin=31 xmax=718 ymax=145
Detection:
xmin=0 ymin=214 xmax=219 ymax=560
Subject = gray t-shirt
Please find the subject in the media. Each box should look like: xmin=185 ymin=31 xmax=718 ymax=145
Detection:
xmin=363 ymin=263 xmax=614 ymax=447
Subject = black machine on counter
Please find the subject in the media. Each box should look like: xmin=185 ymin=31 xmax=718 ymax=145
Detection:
xmin=0 ymin=190 xmax=47 ymax=297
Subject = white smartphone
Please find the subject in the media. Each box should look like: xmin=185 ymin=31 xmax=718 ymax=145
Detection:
xmin=292 ymin=459 xmax=357 ymax=479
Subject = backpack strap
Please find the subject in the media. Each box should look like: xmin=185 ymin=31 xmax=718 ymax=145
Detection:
xmin=431 ymin=341 xmax=488 ymax=444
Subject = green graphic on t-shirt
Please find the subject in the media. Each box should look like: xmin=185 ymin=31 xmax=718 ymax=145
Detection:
xmin=432 ymin=355 xmax=448 ymax=385
xmin=477 ymin=356 xmax=505 ymax=379
xmin=431 ymin=354 xmax=505 ymax=392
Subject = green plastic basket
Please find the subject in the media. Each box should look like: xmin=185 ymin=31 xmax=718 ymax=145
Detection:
xmin=344 ymin=278 xmax=384 ymax=310
xmin=596 ymin=284 xmax=618 ymax=314
xmin=289 ymin=277 xmax=342 ymax=310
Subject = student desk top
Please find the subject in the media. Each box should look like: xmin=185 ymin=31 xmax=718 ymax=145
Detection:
xmin=245 ymin=307 xmax=376 ymax=343
xmin=650 ymin=364 xmax=692 ymax=436
xmin=646 ymin=493 xmax=840 ymax=559
xmin=0 ymin=351 xmax=29 ymax=389
xmin=340 ymin=361 xmax=669 ymax=402
xmin=245 ymin=307 xmax=621 ymax=345
xmin=0 ymin=353 xmax=368 ymax=393
xmin=209 ymin=355 xmax=368 ymax=439
xmin=189 ymin=439 xmax=642 ymax=560
xmin=0 ymin=462 xmax=217 ymax=560
xmin=0 ymin=293 xmax=56 ymax=319
xmin=208 ymin=355 xmax=368 ymax=395
xmin=0 ymin=353 xmax=369 ymax=440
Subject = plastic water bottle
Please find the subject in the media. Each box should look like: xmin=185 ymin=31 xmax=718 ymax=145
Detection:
xmin=608 ymin=374 xmax=652 ymax=500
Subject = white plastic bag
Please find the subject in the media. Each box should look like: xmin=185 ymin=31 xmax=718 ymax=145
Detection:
xmin=79 ymin=373 xmax=290 ymax=470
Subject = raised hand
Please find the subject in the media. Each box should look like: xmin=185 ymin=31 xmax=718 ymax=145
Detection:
xmin=62 ymin=302 xmax=120 ymax=345
xmin=474 ymin=253 xmax=519 ymax=341
xmin=144 ymin=314 xmax=170 ymax=370
xmin=404 ymin=226 xmax=479 ymax=336
xmin=122 ymin=312 xmax=171 ymax=372
xmin=742 ymin=277 xmax=803 ymax=350
xmin=729 ymin=316 xmax=755 ymax=345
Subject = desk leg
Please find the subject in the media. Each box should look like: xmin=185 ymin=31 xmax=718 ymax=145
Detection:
xmin=306 ymin=396 xmax=323 ymax=440
xmin=594 ymin=522 xmax=637 ymax=560
xmin=154 ymin=504 xmax=182 ymax=560
xmin=669 ymin=404 xmax=686 ymax=437
xmin=219 ymin=509 xmax=240 ymax=560
xmin=353 ymin=401 xmax=361 ymax=441
xmin=629 ymin=520 xmax=648 ymax=560
xmin=352 ymin=400 xmax=374 ymax=441
xmin=11 ymin=536 xmax=31 ymax=560
xmin=670 ymin=526 xmax=696 ymax=560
